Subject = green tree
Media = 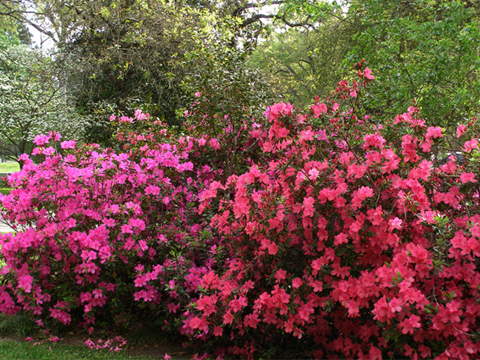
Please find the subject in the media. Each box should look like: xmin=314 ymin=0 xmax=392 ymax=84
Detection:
xmin=0 ymin=42 xmax=87 ymax=164
xmin=345 ymin=0 xmax=480 ymax=128
xmin=1 ymin=0 xmax=340 ymax=148
xmin=249 ymin=13 xmax=353 ymax=107
xmin=0 ymin=1 xmax=32 ymax=46
xmin=250 ymin=0 xmax=480 ymax=130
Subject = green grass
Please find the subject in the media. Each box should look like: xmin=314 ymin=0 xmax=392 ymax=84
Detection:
xmin=0 ymin=314 xmax=189 ymax=359
xmin=0 ymin=188 xmax=11 ymax=195
xmin=0 ymin=162 xmax=20 ymax=173
xmin=0 ymin=341 xmax=159 ymax=360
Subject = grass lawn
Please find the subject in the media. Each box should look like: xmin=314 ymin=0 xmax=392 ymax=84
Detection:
xmin=0 ymin=162 xmax=20 ymax=173
xmin=0 ymin=340 xmax=161 ymax=360
xmin=0 ymin=314 xmax=191 ymax=360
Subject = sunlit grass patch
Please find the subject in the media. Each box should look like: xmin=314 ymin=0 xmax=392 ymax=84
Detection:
xmin=0 ymin=163 xmax=20 ymax=173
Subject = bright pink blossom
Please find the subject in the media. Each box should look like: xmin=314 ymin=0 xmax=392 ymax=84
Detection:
xmin=456 ymin=124 xmax=467 ymax=138
xmin=460 ymin=172 xmax=476 ymax=183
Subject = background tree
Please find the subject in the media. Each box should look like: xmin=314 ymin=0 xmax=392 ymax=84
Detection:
xmin=61 ymin=0 xmax=207 ymax=145
xmin=250 ymin=0 xmax=480 ymax=131
xmin=345 ymin=0 xmax=480 ymax=129
xmin=4 ymin=0 xmax=477 ymax=141
xmin=0 ymin=1 xmax=32 ymax=46
xmin=0 ymin=0 xmax=342 ymax=147
xmin=0 ymin=42 xmax=87 ymax=165
xmin=249 ymin=12 xmax=353 ymax=107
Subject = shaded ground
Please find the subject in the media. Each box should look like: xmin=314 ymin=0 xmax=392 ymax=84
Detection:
xmin=65 ymin=335 xmax=191 ymax=359
xmin=0 ymin=314 xmax=197 ymax=359
xmin=0 ymin=334 xmax=195 ymax=360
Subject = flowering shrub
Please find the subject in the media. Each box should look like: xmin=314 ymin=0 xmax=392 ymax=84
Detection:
xmin=183 ymin=84 xmax=270 ymax=181
xmin=0 ymin=114 xmax=221 ymax=337
xmin=189 ymin=65 xmax=480 ymax=359
xmin=1 ymin=63 xmax=480 ymax=359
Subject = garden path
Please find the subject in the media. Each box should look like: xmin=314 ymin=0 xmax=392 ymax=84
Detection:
xmin=0 ymin=216 xmax=13 ymax=233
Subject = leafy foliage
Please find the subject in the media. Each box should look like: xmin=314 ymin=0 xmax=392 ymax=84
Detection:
xmin=63 ymin=0 xmax=206 ymax=145
xmin=0 ymin=1 xmax=32 ymax=46
xmin=1 ymin=65 xmax=480 ymax=359
xmin=249 ymin=15 xmax=352 ymax=107
xmin=0 ymin=43 xmax=87 ymax=163
xmin=345 ymin=0 xmax=480 ymax=128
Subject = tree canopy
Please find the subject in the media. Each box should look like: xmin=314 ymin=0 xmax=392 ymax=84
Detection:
xmin=0 ymin=0 xmax=478 ymax=151
xmin=250 ymin=0 xmax=480 ymax=130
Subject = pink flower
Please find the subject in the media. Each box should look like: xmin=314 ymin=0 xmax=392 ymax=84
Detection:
xmin=209 ymin=138 xmax=221 ymax=150
xmin=311 ymin=103 xmax=328 ymax=118
xmin=267 ymin=102 xmax=294 ymax=121
xmin=311 ymin=258 xmax=324 ymax=276
xmin=145 ymin=185 xmax=160 ymax=195
xmin=460 ymin=172 xmax=476 ymax=183
xmin=85 ymin=339 xmax=95 ymax=348
xmin=364 ymin=67 xmax=375 ymax=80
xmin=274 ymin=269 xmax=287 ymax=282
xmin=389 ymin=217 xmax=403 ymax=230
xmin=18 ymin=274 xmax=33 ymax=293
xmin=456 ymin=124 xmax=467 ymax=138
xmin=334 ymin=233 xmax=349 ymax=245
xmin=426 ymin=126 xmax=443 ymax=139
xmin=42 ymin=147 xmax=56 ymax=156
xmin=400 ymin=315 xmax=421 ymax=334
xmin=33 ymin=134 xmax=49 ymax=146
xmin=18 ymin=153 xmax=29 ymax=161
xmin=292 ymin=278 xmax=303 ymax=288
xmin=135 ymin=109 xmax=148 ymax=121
xmin=61 ymin=140 xmax=76 ymax=149
xmin=119 ymin=116 xmax=133 ymax=123
xmin=351 ymin=186 xmax=374 ymax=209
xmin=121 ymin=224 xmax=133 ymax=234
xmin=363 ymin=133 xmax=386 ymax=149
xmin=308 ymin=168 xmax=319 ymax=180
xmin=464 ymin=138 xmax=479 ymax=152
xmin=129 ymin=218 xmax=146 ymax=230
xmin=302 ymin=196 xmax=315 ymax=218
xmin=223 ymin=311 xmax=234 ymax=325
xmin=65 ymin=154 xmax=76 ymax=162
xmin=50 ymin=131 xmax=61 ymax=141
xmin=261 ymin=239 xmax=278 ymax=255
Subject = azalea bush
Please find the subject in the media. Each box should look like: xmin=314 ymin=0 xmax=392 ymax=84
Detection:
xmin=187 ymin=64 xmax=480 ymax=359
xmin=0 ymin=63 xmax=480 ymax=359
xmin=0 ymin=119 xmax=221 ymax=336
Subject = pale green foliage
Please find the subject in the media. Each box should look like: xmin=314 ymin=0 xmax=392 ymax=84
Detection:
xmin=0 ymin=1 xmax=32 ymax=46
xmin=249 ymin=15 xmax=352 ymax=107
xmin=0 ymin=43 xmax=87 ymax=160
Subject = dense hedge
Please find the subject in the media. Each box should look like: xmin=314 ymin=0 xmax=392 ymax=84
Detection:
xmin=1 ymin=65 xmax=479 ymax=359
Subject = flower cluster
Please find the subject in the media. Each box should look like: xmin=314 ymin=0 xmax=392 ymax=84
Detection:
xmin=1 ymin=65 xmax=480 ymax=359
xmin=0 ymin=117 xmax=221 ymax=337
